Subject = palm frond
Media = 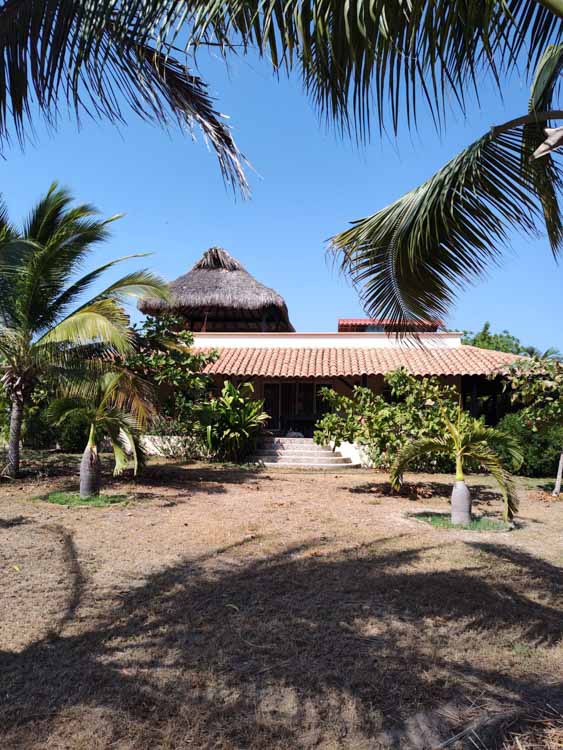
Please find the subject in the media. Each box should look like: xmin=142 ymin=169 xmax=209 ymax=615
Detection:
xmin=103 ymin=410 xmax=145 ymax=476
xmin=466 ymin=444 xmax=520 ymax=521
xmin=0 ymin=239 xmax=40 ymax=326
xmin=91 ymin=270 xmax=170 ymax=306
xmin=330 ymin=123 xmax=559 ymax=325
xmin=98 ymin=368 xmax=156 ymax=429
xmin=4 ymin=184 xmax=121 ymax=333
xmin=0 ymin=2 xmax=247 ymax=193
xmin=523 ymin=44 xmax=563 ymax=252
xmin=43 ymin=254 xmax=151 ymax=326
xmin=185 ymin=1 xmax=563 ymax=137
xmin=390 ymin=435 xmax=451 ymax=490
xmin=35 ymin=298 xmax=132 ymax=353
xmin=466 ymin=424 xmax=524 ymax=472
xmin=46 ymin=397 xmax=92 ymax=426
xmin=1 ymin=0 xmax=561 ymax=166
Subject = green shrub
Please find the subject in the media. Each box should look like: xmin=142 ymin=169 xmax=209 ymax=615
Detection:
xmin=55 ymin=410 xmax=92 ymax=452
xmin=199 ymin=381 xmax=269 ymax=462
xmin=314 ymin=369 xmax=460 ymax=471
xmin=22 ymin=407 xmax=57 ymax=449
xmin=496 ymin=412 xmax=563 ymax=477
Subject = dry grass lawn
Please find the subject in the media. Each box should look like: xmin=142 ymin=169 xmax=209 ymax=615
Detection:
xmin=1 ymin=453 xmax=562 ymax=749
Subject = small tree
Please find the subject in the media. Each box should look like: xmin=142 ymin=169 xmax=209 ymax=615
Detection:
xmin=505 ymin=358 xmax=563 ymax=493
xmin=49 ymin=370 xmax=154 ymax=498
xmin=390 ymin=408 xmax=523 ymax=524
xmin=125 ymin=314 xmax=216 ymax=435
xmin=314 ymin=369 xmax=459 ymax=470
xmin=0 ymin=183 xmax=168 ymax=477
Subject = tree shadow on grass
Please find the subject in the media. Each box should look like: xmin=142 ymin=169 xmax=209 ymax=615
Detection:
xmin=1 ymin=531 xmax=562 ymax=749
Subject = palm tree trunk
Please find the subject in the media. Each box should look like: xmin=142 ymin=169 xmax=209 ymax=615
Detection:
xmin=451 ymin=481 xmax=472 ymax=525
xmin=6 ymin=399 xmax=24 ymax=478
xmin=451 ymin=451 xmax=471 ymax=524
xmin=80 ymin=425 xmax=101 ymax=498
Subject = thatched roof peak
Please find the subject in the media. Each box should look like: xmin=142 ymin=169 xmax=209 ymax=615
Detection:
xmin=139 ymin=246 xmax=294 ymax=332
xmin=192 ymin=246 xmax=244 ymax=272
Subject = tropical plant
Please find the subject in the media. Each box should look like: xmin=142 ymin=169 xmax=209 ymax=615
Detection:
xmin=314 ymin=369 xmax=459 ymax=470
xmin=4 ymin=3 xmax=563 ymax=195
xmin=199 ymin=381 xmax=269 ymax=462
xmin=390 ymin=408 xmax=523 ymax=523
xmin=506 ymin=357 xmax=563 ymax=427
xmin=496 ymin=411 xmax=563 ymax=478
xmin=48 ymin=370 xmax=155 ymax=498
xmin=126 ymin=314 xmax=216 ymax=433
xmin=331 ymin=37 xmax=563 ymax=327
xmin=0 ymin=183 xmax=168 ymax=478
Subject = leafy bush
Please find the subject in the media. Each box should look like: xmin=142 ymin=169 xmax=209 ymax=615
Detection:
xmin=496 ymin=412 xmax=563 ymax=478
xmin=21 ymin=385 xmax=58 ymax=449
xmin=55 ymin=409 xmax=92 ymax=452
xmin=127 ymin=314 xmax=216 ymax=431
xmin=314 ymin=369 xmax=461 ymax=471
xmin=199 ymin=381 xmax=269 ymax=462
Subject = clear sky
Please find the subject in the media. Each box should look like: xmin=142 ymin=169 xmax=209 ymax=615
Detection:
xmin=2 ymin=50 xmax=561 ymax=351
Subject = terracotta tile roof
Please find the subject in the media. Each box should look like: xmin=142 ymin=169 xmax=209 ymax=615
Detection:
xmin=338 ymin=318 xmax=443 ymax=327
xmin=202 ymin=345 xmax=520 ymax=378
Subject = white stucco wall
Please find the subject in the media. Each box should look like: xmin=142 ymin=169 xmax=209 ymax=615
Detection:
xmin=193 ymin=332 xmax=463 ymax=350
xmin=330 ymin=440 xmax=373 ymax=468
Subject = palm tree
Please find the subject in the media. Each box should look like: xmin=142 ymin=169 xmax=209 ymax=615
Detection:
xmin=3 ymin=3 xmax=563 ymax=194
xmin=331 ymin=40 xmax=563 ymax=328
xmin=0 ymin=183 xmax=168 ymax=478
xmin=49 ymin=370 xmax=154 ymax=498
xmin=390 ymin=408 xmax=523 ymax=524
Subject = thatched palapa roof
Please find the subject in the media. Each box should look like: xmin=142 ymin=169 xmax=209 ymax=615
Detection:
xmin=140 ymin=247 xmax=294 ymax=332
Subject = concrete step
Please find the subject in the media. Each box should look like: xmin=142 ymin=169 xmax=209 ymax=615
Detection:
xmin=259 ymin=461 xmax=361 ymax=469
xmin=255 ymin=447 xmax=334 ymax=456
xmin=253 ymin=454 xmax=351 ymax=465
xmin=261 ymin=437 xmax=316 ymax=446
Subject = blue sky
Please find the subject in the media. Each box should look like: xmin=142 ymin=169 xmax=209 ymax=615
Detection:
xmin=2 ymin=50 xmax=561 ymax=351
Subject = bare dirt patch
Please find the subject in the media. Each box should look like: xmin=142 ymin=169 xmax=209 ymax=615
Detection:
xmin=1 ymin=456 xmax=562 ymax=749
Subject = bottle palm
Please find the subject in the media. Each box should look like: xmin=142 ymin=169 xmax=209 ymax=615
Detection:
xmin=0 ymin=183 xmax=168 ymax=477
xmin=49 ymin=369 xmax=155 ymax=498
xmin=390 ymin=408 xmax=523 ymax=523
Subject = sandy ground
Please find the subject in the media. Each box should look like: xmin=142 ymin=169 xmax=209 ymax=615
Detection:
xmin=1 ymin=457 xmax=562 ymax=749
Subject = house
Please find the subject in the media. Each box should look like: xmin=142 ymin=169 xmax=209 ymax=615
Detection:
xmin=140 ymin=247 xmax=520 ymax=436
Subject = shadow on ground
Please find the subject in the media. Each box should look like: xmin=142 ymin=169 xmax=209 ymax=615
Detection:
xmin=1 ymin=528 xmax=562 ymax=749
xmin=348 ymin=480 xmax=502 ymax=506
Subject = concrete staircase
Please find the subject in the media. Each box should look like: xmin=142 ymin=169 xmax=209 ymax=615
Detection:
xmin=253 ymin=437 xmax=359 ymax=469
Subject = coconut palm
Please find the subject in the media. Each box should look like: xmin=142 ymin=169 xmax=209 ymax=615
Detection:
xmin=2 ymin=2 xmax=562 ymax=194
xmin=390 ymin=408 xmax=523 ymax=523
xmin=331 ymin=40 xmax=563 ymax=328
xmin=49 ymin=370 xmax=154 ymax=498
xmin=0 ymin=183 xmax=168 ymax=478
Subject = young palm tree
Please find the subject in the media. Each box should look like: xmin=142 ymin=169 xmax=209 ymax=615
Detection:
xmin=332 ymin=41 xmax=563 ymax=328
xmin=49 ymin=370 xmax=154 ymax=498
xmin=0 ymin=183 xmax=168 ymax=478
xmin=2 ymin=3 xmax=562 ymax=194
xmin=390 ymin=409 xmax=523 ymax=524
